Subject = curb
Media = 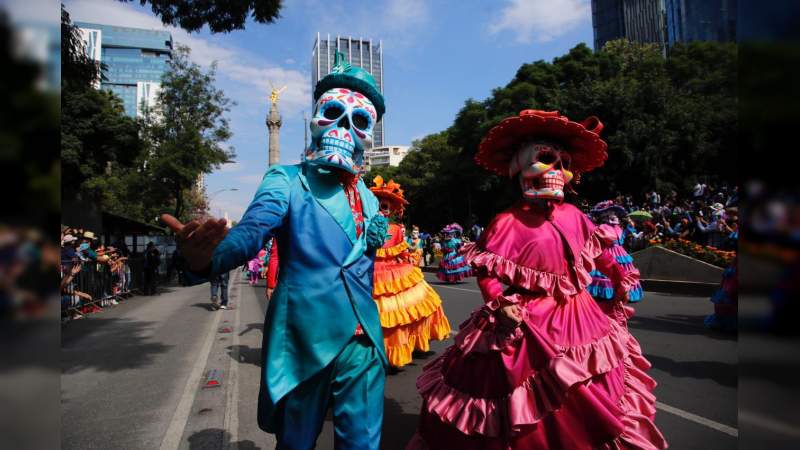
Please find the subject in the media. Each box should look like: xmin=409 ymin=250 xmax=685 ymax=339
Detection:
xmin=641 ymin=279 xmax=717 ymax=297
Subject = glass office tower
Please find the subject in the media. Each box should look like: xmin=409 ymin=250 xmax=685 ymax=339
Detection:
xmin=75 ymin=22 xmax=173 ymax=118
xmin=311 ymin=33 xmax=385 ymax=147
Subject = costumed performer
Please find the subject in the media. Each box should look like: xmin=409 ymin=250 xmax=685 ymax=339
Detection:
xmin=162 ymin=50 xmax=390 ymax=450
xmin=371 ymin=176 xmax=451 ymax=368
xmin=705 ymin=256 xmax=737 ymax=332
xmin=407 ymin=226 xmax=425 ymax=267
xmin=587 ymin=200 xmax=644 ymax=329
xmin=437 ymin=223 xmax=472 ymax=283
xmin=408 ymin=110 xmax=667 ymax=450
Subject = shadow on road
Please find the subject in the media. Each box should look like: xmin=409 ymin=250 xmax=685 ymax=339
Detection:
xmin=227 ymin=344 xmax=262 ymax=367
xmin=645 ymin=353 xmax=738 ymax=387
xmin=628 ymin=314 xmax=737 ymax=341
xmin=61 ymin=317 xmax=171 ymax=373
xmin=381 ymin=397 xmax=418 ymax=450
xmin=191 ymin=303 xmax=217 ymax=312
xmin=187 ymin=428 xmax=262 ymax=449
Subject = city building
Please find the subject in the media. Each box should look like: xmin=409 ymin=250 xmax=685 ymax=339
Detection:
xmin=311 ymin=33 xmax=385 ymax=147
xmin=592 ymin=0 xmax=666 ymax=50
xmin=591 ymin=0 xmax=736 ymax=51
xmin=75 ymin=22 xmax=173 ymax=117
xmin=364 ymin=145 xmax=409 ymax=170
xmin=665 ymin=0 xmax=737 ymax=46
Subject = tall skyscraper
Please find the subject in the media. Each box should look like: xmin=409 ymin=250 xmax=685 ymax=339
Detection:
xmin=75 ymin=22 xmax=173 ymax=117
xmin=665 ymin=0 xmax=737 ymax=46
xmin=311 ymin=33 xmax=385 ymax=147
xmin=591 ymin=0 xmax=666 ymax=50
xmin=591 ymin=0 xmax=736 ymax=51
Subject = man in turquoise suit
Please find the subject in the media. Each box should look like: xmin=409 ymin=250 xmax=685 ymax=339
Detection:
xmin=162 ymin=51 xmax=389 ymax=449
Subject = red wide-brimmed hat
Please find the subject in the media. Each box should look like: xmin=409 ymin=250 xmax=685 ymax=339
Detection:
xmin=475 ymin=110 xmax=608 ymax=176
xmin=370 ymin=176 xmax=409 ymax=213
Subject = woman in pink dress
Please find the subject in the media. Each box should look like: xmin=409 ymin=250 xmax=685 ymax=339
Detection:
xmin=408 ymin=110 xmax=667 ymax=450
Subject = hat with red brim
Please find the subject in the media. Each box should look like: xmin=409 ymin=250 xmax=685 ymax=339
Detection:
xmin=475 ymin=110 xmax=608 ymax=176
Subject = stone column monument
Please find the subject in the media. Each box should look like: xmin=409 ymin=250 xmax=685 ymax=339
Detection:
xmin=266 ymin=84 xmax=286 ymax=167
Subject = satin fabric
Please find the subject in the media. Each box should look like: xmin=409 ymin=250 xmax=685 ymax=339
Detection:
xmin=274 ymin=335 xmax=384 ymax=450
xmin=410 ymin=202 xmax=666 ymax=450
xmin=207 ymin=163 xmax=388 ymax=434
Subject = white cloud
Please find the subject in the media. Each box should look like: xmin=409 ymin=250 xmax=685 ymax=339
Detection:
xmin=488 ymin=0 xmax=591 ymax=44
xmin=64 ymin=0 xmax=311 ymax=116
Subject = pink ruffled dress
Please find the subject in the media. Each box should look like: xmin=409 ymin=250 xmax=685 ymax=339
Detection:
xmin=409 ymin=201 xmax=667 ymax=450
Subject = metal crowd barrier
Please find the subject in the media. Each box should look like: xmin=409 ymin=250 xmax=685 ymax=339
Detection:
xmin=61 ymin=258 xmax=148 ymax=317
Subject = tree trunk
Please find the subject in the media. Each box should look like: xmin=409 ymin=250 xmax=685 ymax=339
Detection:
xmin=174 ymin=187 xmax=184 ymax=219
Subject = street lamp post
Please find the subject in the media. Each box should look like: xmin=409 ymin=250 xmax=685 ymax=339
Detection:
xmin=208 ymin=188 xmax=238 ymax=218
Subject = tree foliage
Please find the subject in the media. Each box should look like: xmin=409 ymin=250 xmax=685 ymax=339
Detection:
xmin=119 ymin=0 xmax=282 ymax=33
xmin=376 ymin=40 xmax=737 ymax=231
xmin=134 ymin=45 xmax=234 ymax=220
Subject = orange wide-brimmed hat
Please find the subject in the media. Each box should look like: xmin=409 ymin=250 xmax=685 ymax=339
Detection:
xmin=475 ymin=110 xmax=608 ymax=177
xmin=370 ymin=175 xmax=409 ymax=213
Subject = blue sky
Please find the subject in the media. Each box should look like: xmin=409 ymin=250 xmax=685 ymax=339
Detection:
xmin=61 ymin=0 xmax=594 ymax=220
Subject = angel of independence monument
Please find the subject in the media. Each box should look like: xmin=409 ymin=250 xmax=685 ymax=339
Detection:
xmin=266 ymin=84 xmax=286 ymax=167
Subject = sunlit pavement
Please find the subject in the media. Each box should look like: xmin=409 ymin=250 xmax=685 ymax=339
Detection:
xmin=61 ymin=270 xmax=738 ymax=449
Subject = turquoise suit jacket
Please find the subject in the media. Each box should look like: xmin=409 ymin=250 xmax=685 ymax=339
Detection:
xmin=207 ymin=163 xmax=389 ymax=432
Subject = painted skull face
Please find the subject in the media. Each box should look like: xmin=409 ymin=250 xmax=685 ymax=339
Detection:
xmin=307 ymin=87 xmax=377 ymax=174
xmin=600 ymin=211 xmax=620 ymax=225
xmin=509 ymin=141 xmax=574 ymax=202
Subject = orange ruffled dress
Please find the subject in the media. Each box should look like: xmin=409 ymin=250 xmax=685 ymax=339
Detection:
xmin=374 ymin=222 xmax=452 ymax=367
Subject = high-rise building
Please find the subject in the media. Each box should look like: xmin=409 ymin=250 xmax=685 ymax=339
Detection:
xmin=591 ymin=0 xmax=736 ymax=51
xmin=311 ymin=33 xmax=385 ymax=147
xmin=665 ymin=0 xmax=737 ymax=46
xmin=592 ymin=0 xmax=666 ymax=50
xmin=75 ymin=22 xmax=173 ymax=117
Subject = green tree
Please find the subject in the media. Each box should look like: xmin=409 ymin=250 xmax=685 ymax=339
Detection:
xmin=139 ymin=45 xmax=234 ymax=220
xmin=120 ymin=0 xmax=282 ymax=33
xmin=61 ymin=5 xmax=143 ymax=210
xmin=383 ymin=40 xmax=737 ymax=229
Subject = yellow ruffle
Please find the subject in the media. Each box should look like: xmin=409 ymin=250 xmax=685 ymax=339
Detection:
xmin=383 ymin=306 xmax=452 ymax=368
xmin=374 ymin=281 xmax=444 ymax=328
xmin=376 ymin=241 xmax=409 ymax=258
xmin=373 ymin=264 xmax=425 ymax=296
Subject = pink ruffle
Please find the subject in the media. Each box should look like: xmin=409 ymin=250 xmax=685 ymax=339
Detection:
xmin=462 ymin=243 xmax=580 ymax=300
xmin=417 ymin=315 xmax=630 ymax=437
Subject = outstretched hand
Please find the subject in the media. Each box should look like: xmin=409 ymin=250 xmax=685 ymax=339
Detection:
xmin=160 ymin=214 xmax=229 ymax=273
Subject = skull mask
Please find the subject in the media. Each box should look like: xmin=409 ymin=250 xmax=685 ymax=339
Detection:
xmin=509 ymin=141 xmax=574 ymax=202
xmin=599 ymin=211 xmax=620 ymax=226
xmin=306 ymin=87 xmax=377 ymax=174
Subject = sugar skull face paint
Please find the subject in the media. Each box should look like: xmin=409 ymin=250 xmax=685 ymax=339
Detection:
xmin=509 ymin=141 xmax=574 ymax=202
xmin=306 ymin=87 xmax=376 ymax=174
xmin=600 ymin=211 xmax=620 ymax=225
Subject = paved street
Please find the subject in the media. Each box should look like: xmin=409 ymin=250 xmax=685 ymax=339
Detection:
xmin=62 ymin=270 xmax=738 ymax=450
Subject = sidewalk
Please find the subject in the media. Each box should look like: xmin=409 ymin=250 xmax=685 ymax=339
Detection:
xmin=61 ymin=270 xmax=275 ymax=450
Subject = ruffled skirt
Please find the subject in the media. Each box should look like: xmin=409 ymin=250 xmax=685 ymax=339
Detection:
xmin=408 ymin=290 xmax=667 ymax=450
xmin=374 ymin=260 xmax=452 ymax=367
xmin=588 ymin=246 xmax=643 ymax=302
xmin=705 ymin=262 xmax=737 ymax=332
xmin=437 ymin=250 xmax=473 ymax=283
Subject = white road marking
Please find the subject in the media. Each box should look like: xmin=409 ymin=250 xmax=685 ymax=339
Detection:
xmin=656 ymin=401 xmax=738 ymax=437
xmin=739 ymin=409 xmax=800 ymax=438
xmin=224 ymin=272 xmax=243 ymax=450
xmin=159 ymin=283 xmax=224 ymax=450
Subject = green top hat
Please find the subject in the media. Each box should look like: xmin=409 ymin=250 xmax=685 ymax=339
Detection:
xmin=314 ymin=51 xmax=385 ymax=120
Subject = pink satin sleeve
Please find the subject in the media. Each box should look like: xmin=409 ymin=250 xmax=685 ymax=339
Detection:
xmin=477 ymin=273 xmax=504 ymax=303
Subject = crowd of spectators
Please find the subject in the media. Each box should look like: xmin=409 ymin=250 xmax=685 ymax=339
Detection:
xmin=60 ymin=227 xmax=139 ymax=321
xmin=577 ymin=182 xmax=739 ymax=255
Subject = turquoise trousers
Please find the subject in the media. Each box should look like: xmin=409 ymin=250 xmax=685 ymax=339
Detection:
xmin=274 ymin=334 xmax=385 ymax=450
